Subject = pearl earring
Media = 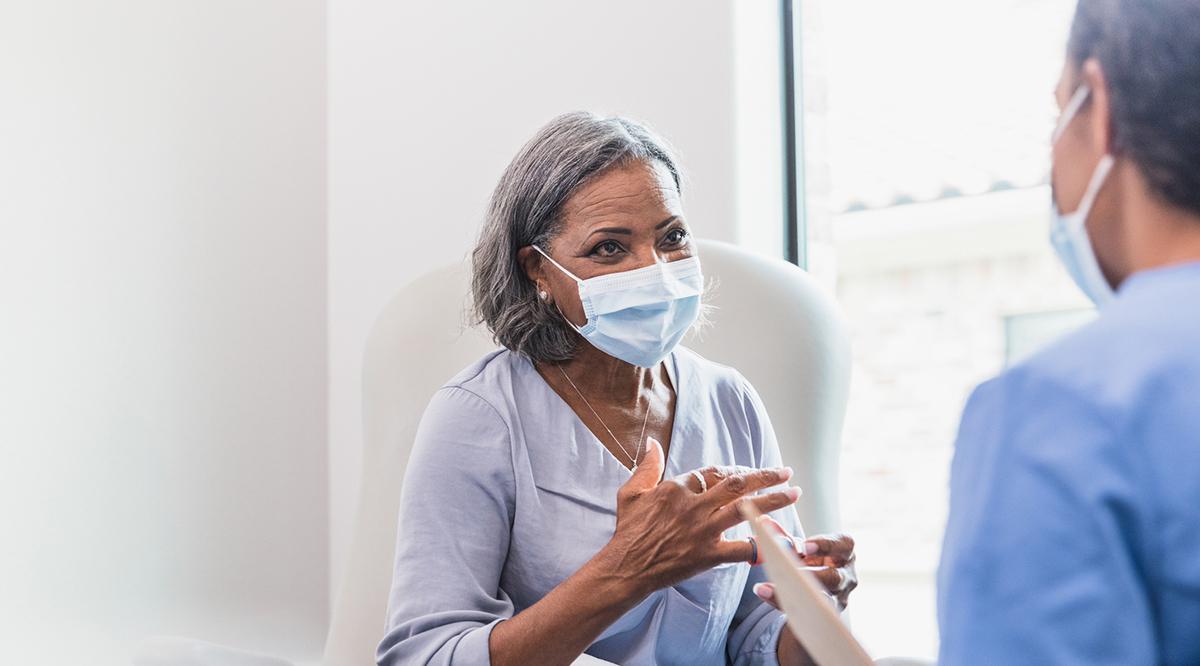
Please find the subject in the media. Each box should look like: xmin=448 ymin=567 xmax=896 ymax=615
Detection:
xmin=538 ymin=289 xmax=549 ymax=302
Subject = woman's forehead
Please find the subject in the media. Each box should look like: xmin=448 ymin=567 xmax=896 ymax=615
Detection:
xmin=561 ymin=162 xmax=682 ymax=227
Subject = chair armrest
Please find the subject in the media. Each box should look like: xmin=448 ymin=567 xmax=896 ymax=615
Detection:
xmin=133 ymin=636 xmax=296 ymax=666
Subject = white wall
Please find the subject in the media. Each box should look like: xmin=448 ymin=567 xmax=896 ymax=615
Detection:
xmin=734 ymin=0 xmax=787 ymax=260
xmin=328 ymin=0 xmax=756 ymax=595
xmin=0 ymin=1 xmax=782 ymax=658
xmin=0 ymin=2 xmax=328 ymax=662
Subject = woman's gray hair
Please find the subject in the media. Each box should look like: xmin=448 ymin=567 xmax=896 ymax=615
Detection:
xmin=471 ymin=112 xmax=683 ymax=363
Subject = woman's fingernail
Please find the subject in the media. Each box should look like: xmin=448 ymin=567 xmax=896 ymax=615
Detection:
xmin=753 ymin=583 xmax=774 ymax=599
xmin=804 ymin=541 xmax=819 ymax=556
xmin=779 ymin=466 xmax=794 ymax=480
xmin=783 ymin=487 xmax=800 ymax=501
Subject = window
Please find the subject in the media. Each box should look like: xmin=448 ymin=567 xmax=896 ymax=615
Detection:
xmin=1005 ymin=308 xmax=1096 ymax=365
xmin=786 ymin=0 xmax=1089 ymax=657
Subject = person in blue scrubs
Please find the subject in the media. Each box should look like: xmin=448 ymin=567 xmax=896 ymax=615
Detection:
xmin=938 ymin=1 xmax=1200 ymax=663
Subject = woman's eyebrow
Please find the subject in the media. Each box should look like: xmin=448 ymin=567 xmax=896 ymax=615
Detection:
xmin=584 ymin=216 xmax=680 ymax=239
xmin=587 ymin=226 xmax=633 ymax=237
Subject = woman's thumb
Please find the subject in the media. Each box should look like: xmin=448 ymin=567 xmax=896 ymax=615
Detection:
xmin=629 ymin=437 xmax=665 ymax=486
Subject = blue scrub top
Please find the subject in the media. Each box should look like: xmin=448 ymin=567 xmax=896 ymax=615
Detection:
xmin=939 ymin=261 xmax=1200 ymax=664
xmin=377 ymin=346 xmax=801 ymax=666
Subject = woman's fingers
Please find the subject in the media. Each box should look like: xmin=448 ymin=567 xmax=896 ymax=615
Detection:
xmin=710 ymin=534 xmax=759 ymax=566
xmin=752 ymin=582 xmax=780 ymax=610
xmin=802 ymin=534 xmax=857 ymax=609
xmin=704 ymin=466 xmax=793 ymax=508
xmin=757 ymin=566 xmax=857 ymax=611
xmin=758 ymin=568 xmax=852 ymax=611
xmin=803 ymin=533 xmax=856 ymax=566
xmin=810 ymin=565 xmax=845 ymax=593
xmin=761 ymin=515 xmax=798 ymax=550
xmin=709 ymin=488 xmax=800 ymax=533
xmin=807 ymin=564 xmax=858 ymax=609
xmin=760 ymin=515 xmax=815 ymax=560
xmin=673 ymin=465 xmax=740 ymax=493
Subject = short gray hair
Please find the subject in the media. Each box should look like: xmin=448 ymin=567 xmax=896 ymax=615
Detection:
xmin=1068 ymin=0 xmax=1200 ymax=216
xmin=471 ymin=112 xmax=683 ymax=363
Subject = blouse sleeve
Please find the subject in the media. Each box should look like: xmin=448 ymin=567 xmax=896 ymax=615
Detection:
xmin=376 ymin=386 xmax=517 ymax=665
xmin=726 ymin=376 xmax=806 ymax=665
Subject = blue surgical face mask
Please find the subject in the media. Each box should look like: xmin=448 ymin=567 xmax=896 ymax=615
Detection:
xmin=533 ymin=245 xmax=703 ymax=368
xmin=1050 ymin=84 xmax=1116 ymax=307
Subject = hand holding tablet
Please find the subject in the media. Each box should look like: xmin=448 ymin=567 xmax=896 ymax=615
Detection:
xmin=740 ymin=502 xmax=874 ymax=666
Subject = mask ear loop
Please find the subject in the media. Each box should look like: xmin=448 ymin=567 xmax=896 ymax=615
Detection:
xmin=1052 ymin=84 xmax=1092 ymax=145
xmin=1074 ymin=154 xmax=1115 ymax=223
xmin=531 ymin=245 xmax=587 ymax=332
xmin=1052 ymin=83 xmax=1113 ymax=220
xmin=532 ymin=245 xmax=584 ymax=283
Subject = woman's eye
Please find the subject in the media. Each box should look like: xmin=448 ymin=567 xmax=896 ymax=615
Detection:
xmin=592 ymin=240 xmax=623 ymax=257
xmin=664 ymin=228 xmax=688 ymax=245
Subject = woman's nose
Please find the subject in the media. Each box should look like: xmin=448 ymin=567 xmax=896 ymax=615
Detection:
xmin=630 ymin=246 xmax=668 ymax=269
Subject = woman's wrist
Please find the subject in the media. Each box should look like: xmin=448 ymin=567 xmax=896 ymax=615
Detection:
xmin=585 ymin=541 xmax=652 ymax=606
xmin=489 ymin=547 xmax=651 ymax=666
xmin=776 ymin=628 xmax=817 ymax=666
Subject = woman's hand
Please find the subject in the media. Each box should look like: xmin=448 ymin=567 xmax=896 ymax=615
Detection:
xmin=800 ymin=532 xmax=858 ymax=609
xmin=490 ymin=441 xmax=799 ymax=666
xmin=751 ymin=516 xmax=858 ymax=611
xmin=590 ymin=437 xmax=801 ymax=600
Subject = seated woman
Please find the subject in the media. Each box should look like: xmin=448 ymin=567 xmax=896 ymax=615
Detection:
xmin=377 ymin=112 xmax=857 ymax=666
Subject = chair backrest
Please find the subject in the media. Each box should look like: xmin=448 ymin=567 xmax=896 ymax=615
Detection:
xmin=323 ymin=239 xmax=851 ymax=665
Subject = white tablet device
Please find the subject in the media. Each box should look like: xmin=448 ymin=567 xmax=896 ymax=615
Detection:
xmin=741 ymin=502 xmax=874 ymax=666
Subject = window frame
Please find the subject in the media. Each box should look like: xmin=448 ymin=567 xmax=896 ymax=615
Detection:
xmin=780 ymin=0 xmax=808 ymax=268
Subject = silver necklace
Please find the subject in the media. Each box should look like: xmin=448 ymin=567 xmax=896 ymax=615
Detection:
xmin=557 ymin=364 xmax=652 ymax=471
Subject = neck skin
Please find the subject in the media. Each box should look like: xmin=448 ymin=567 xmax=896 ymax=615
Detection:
xmin=546 ymin=337 xmax=667 ymax=408
xmin=1111 ymin=163 xmax=1200 ymax=282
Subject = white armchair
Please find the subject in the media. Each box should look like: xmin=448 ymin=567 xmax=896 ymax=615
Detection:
xmin=137 ymin=239 xmax=852 ymax=665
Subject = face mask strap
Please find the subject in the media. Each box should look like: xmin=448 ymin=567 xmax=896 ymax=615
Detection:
xmin=532 ymin=245 xmax=583 ymax=283
xmin=1074 ymin=154 xmax=1115 ymax=222
xmin=1052 ymin=84 xmax=1092 ymax=145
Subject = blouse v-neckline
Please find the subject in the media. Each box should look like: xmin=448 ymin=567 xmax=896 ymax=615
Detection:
xmin=531 ymin=352 xmax=686 ymax=477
